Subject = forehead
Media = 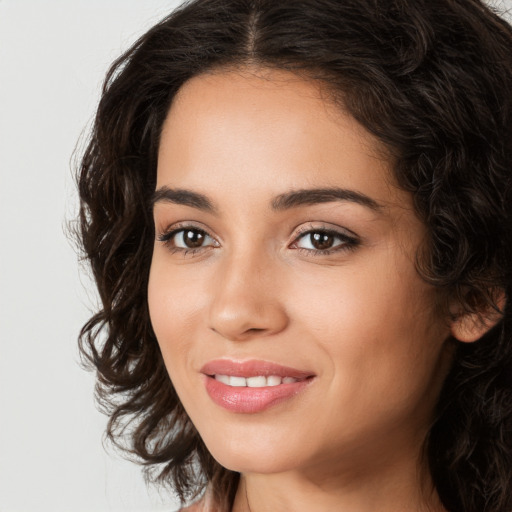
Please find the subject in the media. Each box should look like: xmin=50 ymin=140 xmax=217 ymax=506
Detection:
xmin=157 ymin=68 xmax=407 ymax=213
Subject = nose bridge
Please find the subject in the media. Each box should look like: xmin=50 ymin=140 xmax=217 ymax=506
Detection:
xmin=208 ymin=243 xmax=288 ymax=341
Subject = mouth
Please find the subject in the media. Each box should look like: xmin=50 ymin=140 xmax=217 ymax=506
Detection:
xmin=212 ymin=374 xmax=303 ymax=387
xmin=200 ymin=359 xmax=315 ymax=413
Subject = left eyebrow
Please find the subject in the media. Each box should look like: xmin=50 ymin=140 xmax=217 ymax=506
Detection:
xmin=271 ymin=187 xmax=383 ymax=212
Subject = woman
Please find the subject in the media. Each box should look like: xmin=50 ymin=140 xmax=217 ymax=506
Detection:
xmin=77 ymin=0 xmax=512 ymax=510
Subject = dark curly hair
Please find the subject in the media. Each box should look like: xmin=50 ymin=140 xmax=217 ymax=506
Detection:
xmin=77 ymin=0 xmax=512 ymax=510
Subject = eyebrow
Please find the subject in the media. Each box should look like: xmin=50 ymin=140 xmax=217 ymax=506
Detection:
xmin=151 ymin=186 xmax=382 ymax=213
xmin=151 ymin=186 xmax=217 ymax=213
xmin=271 ymin=187 xmax=383 ymax=212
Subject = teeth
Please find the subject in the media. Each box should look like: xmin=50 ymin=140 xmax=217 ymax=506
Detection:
xmin=246 ymin=376 xmax=267 ymax=388
xmin=215 ymin=374 xmax=230 ymax=385
xmin=214 ymin=375 xmax=299 ymax=387
xmin=229 ymin=376 xmax=246 ymax=387
xmin=267 ymin=375 xmax=282 ymax=387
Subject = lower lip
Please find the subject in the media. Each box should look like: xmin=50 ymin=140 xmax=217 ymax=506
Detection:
xmin=203 ymin=375 xmax=313 ymax=413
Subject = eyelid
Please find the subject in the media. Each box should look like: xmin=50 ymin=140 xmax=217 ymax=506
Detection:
xmin=155 ymin=220 xmax=359 ymax=257
xmin=157 ymin=220 xmax=215 ymax=239
xmin=158 ymin=226 xmax=214 ymax=244
xmin=157 ymin=222 xmax=219 ymax=254
xmin=290 ymin=223 xmax=360 ymax=254
xmin=292 ymin=222 xmax=358 ymax=240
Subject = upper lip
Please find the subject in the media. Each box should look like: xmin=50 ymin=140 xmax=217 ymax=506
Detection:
xmin=200 ymin=359 xmax=315 ymax=379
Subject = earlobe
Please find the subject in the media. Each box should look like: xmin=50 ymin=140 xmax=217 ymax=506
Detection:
xmin=450 ymin=290 xmax=506 ymax=343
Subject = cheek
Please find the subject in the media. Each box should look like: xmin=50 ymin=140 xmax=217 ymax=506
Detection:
xmin=147 ymin=257 xmax=204 ymax=368
xmin=287 ymin=255 xmax=449 ymax=397
xmin=288 ymin=259 xmax=432 ymax=337
xmin=147 ymin=260 xmax=210 ymax=423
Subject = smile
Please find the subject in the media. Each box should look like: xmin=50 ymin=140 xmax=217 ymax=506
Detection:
xmin=213 ymin=375 xmax=300 ymax=387
xmin=201 ymin=360 xmax=315 ymax=413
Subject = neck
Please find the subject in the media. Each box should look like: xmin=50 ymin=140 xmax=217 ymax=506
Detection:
xmin=231 ymin=451 xmax=446 ymax=512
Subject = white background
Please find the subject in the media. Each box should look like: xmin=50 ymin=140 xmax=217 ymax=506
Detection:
xmin=0 ymin=1 xmax=511 ymax=511
xmin=0 ymin=2 xmax=183 ymax=511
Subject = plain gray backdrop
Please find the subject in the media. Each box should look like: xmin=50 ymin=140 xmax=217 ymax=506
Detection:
xmin=1 ymin=1 xmax=511 ymax=511
xmin=0 ymin=2 xmax=182 ymax=511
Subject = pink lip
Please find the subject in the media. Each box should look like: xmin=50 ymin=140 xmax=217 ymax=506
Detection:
xmin=201 ymin=359 xmax=313 ymax=379
xmin=201 ymin=359 xmax=315 ymax=414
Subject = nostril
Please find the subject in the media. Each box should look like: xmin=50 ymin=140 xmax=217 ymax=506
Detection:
xmin=208 ymin=297 xmax=289 ymax=341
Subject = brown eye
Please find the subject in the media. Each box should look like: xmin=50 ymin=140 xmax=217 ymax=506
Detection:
xmin=310 ymin=232 xmax=335 ymax=250
xmin=158 ymin=227 xmax=216 ymax=251
xmin=181 ymin=229 xmax=206 ymax=248
xmin=294 ymin=228 xmax=358 ymax=253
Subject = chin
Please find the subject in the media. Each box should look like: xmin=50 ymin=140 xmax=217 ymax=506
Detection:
xmin=212 ymin=451 xmax=296 ymax=475
xmin=200 ymin=428 xmax=304 ymax=475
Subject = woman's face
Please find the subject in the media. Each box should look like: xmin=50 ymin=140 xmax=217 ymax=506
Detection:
xmin=148 ymin=69 xmax=453 ymax=478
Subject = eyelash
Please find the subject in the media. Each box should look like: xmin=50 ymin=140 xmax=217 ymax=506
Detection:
xmin=291 ymin=224 xmax=359 ymax=256
xmin=157 ymin=223 xmax=359 ymax=257
xmin=157 ymin=224 xmax=216 ymax=256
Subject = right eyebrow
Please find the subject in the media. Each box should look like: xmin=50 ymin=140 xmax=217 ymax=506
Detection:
xmin=151 ymin=186 xmax=217 ymax=213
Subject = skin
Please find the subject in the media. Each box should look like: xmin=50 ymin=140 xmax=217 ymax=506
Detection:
xmin=148 ymin=68 xmax=454 ymax=512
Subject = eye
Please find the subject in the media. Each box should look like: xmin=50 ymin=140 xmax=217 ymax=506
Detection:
xmin=292 ymin=227 xmax=358 ymax=254
xmin=158 ymin=226 xmax=218 ymax=252
xmin=173 ymin=229 xmax=212 ymax=249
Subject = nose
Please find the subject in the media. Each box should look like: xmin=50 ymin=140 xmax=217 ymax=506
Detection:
xmin=208 ymin=251 xmax=289 ymax=342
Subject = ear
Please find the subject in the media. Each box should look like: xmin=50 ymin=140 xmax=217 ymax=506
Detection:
xmin=450 ymin=289 xmax=506 ymax=343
